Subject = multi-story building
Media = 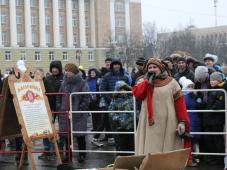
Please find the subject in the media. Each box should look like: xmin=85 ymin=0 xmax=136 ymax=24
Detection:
xmin=158 ymin=25 xmax=227 ymax=44
xmin=0 ymin=0 xmax=142 ymax=74
xmin=157 ymin=25 xmax=227 ymax=62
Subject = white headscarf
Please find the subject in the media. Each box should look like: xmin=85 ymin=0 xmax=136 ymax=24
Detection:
xmin=16 ymin=60 xmax=27 ymax=73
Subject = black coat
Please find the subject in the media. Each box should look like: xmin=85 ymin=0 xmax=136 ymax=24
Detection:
xmin=174 ymin=67 xmax=194 ymax=83
xmin=131 ymin=70 xmax=144 ymax=86
xmin=203 ymin=82 xmax=227 ymax=126
xmin=44 ymin=61 xmax=63 ymax=111
xmin=100 ymin=67 xmax=110 ymax=78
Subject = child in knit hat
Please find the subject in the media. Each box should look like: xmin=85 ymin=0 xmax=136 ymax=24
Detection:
xmin=179 ymin=77 xmax=201 ymax=166
xmin=203 ymin=71 xmax=226 ymax=166
xmin=109 ymin=81 xmax=134 ymax=155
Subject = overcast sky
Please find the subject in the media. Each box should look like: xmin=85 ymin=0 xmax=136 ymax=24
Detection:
xmin=141 ymin=0 xmax=227 ymax=31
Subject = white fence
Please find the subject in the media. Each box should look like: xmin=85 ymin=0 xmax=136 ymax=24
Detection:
xmin=69 ymin=89 xmax=227 ymax=156
xmin=69 ymin=91 xmax=136 ymax=154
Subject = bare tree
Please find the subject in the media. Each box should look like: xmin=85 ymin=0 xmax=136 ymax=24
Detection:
xmin=142 ymin=22 xmax=157 ymax=58
xmin=157 ymin=29 xmax=196 ymax=58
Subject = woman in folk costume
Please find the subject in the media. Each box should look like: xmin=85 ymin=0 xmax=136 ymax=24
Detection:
xmin=132 ymin=58 xmax=191 ymax=159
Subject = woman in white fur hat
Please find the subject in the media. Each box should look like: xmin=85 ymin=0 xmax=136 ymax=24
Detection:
xmin=203 ymin=53 xmax=222 ymax=74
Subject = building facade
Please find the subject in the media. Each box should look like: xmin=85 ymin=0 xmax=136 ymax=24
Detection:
xmin=0 ymin=0 xmax=142 ymax=74
xmin=158 ymin=25 xmax=227 ymax=44
xmin=157 ymin=25 xmax=227 ymax=62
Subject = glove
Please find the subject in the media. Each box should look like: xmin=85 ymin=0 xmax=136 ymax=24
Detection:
xmin=177 ymin=122 xmax=186 ymax=136
xmin=145 ymin=71 xmax=156 ymax=84
xmin=196 ymin=97 xmax=202 ymax=103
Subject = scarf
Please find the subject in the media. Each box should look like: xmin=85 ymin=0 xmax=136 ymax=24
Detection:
xmin=132 ymin=71 xmax=172 ymax=126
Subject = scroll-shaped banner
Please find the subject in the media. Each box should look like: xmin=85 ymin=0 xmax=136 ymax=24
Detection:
xmin=14 ymin=81 xmax=53 ymax=139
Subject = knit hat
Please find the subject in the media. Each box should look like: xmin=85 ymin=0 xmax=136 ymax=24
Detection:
xmin=136 ymin=57 xmax=146 ymax=66
xmin=115 ymin=81 xmax=127 ymax=91
xmin=145 ymin=58 xmax=166 ymax=72
xmin=194 ymin=66 xmax=209 ymax=83
xmin=179 ymin=76 xmax=194 ymax=90
xmin=17 ymin=60 xmax=27 ymax=73
xmin=49 ymin=60 xmax=62 ymax=74
xmin=210 ymin=71 xmax=224 ymax=82
xmin=110 ymin=58 xmax=123 ymax=69
xmin=204 ymin=53 xmax=218 ymax=64
xmin=177 ymin=56 xmax=186 ymax=63
xmin=65 ymin=63 xmax=79 ymax=74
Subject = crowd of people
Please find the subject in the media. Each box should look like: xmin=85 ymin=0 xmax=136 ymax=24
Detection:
xmin=0 ymin=52 xmax=227 ymax=169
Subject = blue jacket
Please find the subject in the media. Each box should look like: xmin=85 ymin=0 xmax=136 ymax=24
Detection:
xmin=184 ymin=92 xmax=201 ymax=138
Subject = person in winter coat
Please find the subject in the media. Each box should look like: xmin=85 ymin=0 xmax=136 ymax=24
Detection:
xmin=203 ymin=53 xmax=222 ymax=74
xmin=193 ymin=65 xmax=212 ymax=161
xmin=163 ymin=56 xmax=178 ymax=76
xmin=109 ymin=81 xmax=134 ymax=155
xmin=39 ymin=60 xmax=63 ymax=160
xmin=131 ymin=57 xmax=146 ymax=86
xmin=100 ymin=57 xmax=112 ymax=77
xmin=132 ymin=58 xmax=191 ymax=164
xmin=203 ymin=71 xmax=226 ymax=166
xmin=179 ymin=76 xmax=201 ymax=166
xmin=86 ymin=68 xmax=103 ymax=147
xmin=79 ymin=65 xmax=87 ymax=80
xmin=98 ymin=58 xmax=130 ymax=144
xmin=86 ymin=68 xmax=100 ymax=131
xmin=174 ymin=57 xmax=194 ymax=83
xmin=57 ymin=63 xmax=90 ymax=163
xmin=44 ymin=60 xmax=64 ymax=121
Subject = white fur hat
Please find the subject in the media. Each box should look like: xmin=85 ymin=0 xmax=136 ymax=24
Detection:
xmin=204 ymin=53 xmax=218 ymax=64
xmin=179 ymin=76 xmax=194 ymax=90
xmin=16 ymin=60 xmax=27 ymax=73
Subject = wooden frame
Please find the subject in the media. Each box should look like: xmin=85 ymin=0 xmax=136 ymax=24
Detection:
xmin=7 ymin=68 xmax=62 ymax=170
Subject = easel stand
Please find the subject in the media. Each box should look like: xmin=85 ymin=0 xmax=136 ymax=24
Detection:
xmin=6 ymin=68 xmax=62 ymax=170
xmin=18 ymin=134 xmax=62 ymax=170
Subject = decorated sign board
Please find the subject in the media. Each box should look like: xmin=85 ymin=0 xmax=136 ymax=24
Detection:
xmin=5 ymin=68 xmax=62 ymax=170
xmin=14 ymin=81 xmax=53 ymax=139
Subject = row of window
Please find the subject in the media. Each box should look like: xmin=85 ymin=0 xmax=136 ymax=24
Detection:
xmin=1 ymin=15 xmax=122 ymax=28
xmin=1 ymin=14 xmax=90 ymax=28
xmin=3 ymin=51 xmax=94 ymax=62
xmin=0 ymin=0 xmax=90 ymax=10
xmin=196 ymin=33 xmax=227 ymax=42
xmin=1 ymin=32 xmax=78 ymax=45
xmin=1 ymin=31 xmax=125 ymax=46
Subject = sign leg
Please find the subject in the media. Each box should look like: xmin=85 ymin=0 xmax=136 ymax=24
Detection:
xmin=53 ymin=137 xmax=62 ymax=164
xmin=18 ymin=144 xmax=26 ymax=170
xmin=27 ymin=145 xmax=36 ymax=170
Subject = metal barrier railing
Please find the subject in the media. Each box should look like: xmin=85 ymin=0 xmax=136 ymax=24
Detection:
xmin=70 ymin=89 xmax=227 ymax=157
xmin=0 ymin=93 xmax=71 ymax=162
xmin=45 ymin=92 xmax=71 ymax=161
xmin=70 ymin=91 xmax=136 ymax=154
xmin=182 ymin=89 xmax=227 ymax=156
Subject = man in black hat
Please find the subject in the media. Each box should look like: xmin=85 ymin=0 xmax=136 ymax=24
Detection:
xmin=131 ymin=57 xmax=146 ymax=86
xmin=174 ymin=57 xmax=194 ymax=83
xmin=93 ymin=58 xmax=130 ymax=144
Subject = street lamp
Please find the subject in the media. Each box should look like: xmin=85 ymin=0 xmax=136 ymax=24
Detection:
xmin=76 ymin=50 xmax=81 ymax=65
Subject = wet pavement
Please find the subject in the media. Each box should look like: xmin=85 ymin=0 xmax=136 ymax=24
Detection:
xmin=0 ymin=117 xmax=225 ymax=170
xmin=0 ymin=139 xmax=225 ymax=170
